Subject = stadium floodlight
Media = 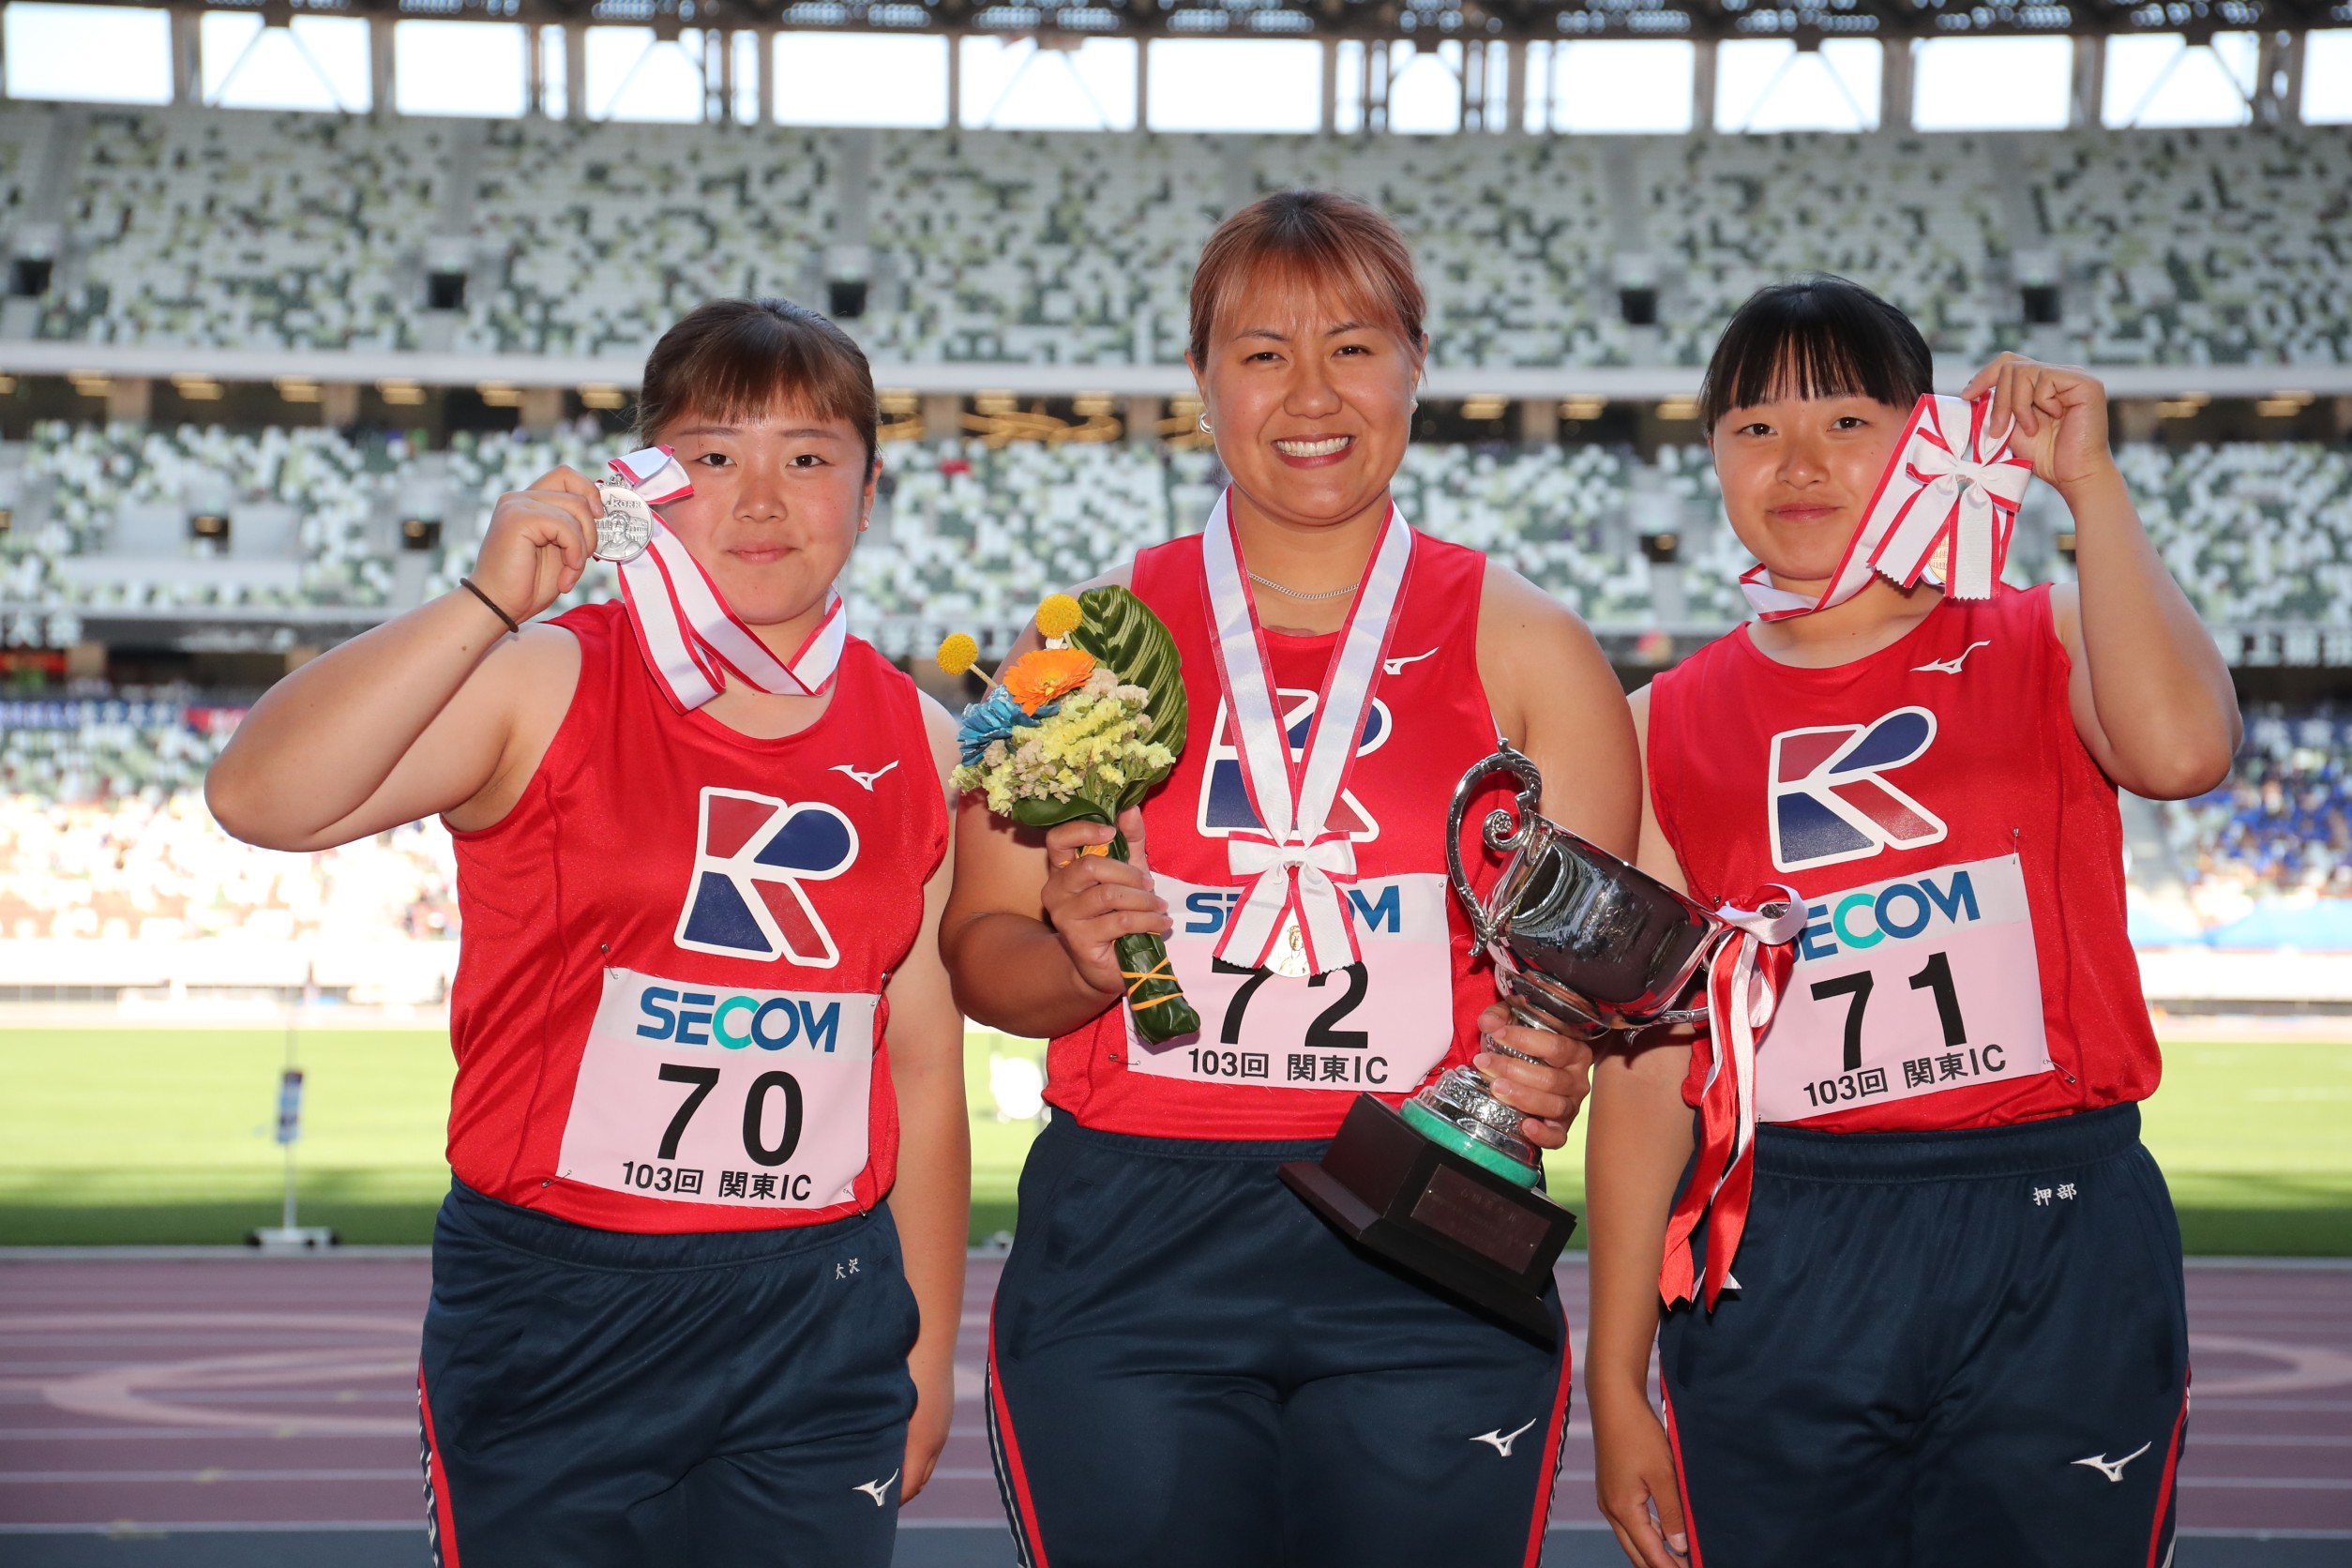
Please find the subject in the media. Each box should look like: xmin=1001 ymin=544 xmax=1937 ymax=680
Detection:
xmin=580 ymin=384 xmax=628 ymax=410
xmin=1656 ymin=397 xmax=1700 ymax=422
xmin=1560 ymin=396 xmax=1608 ymax=421
xmin=2258 ymin=392 xmax=2318 ymax=417
xmin=171 ymin=373 xmax=226 ymax=401
xmin=478 ymin=383 xmax=523 ymax=408
xmin=378 ymin=380 xmax=428 ymax=407
xmin=275 ymin=378 xmax=323 ymax=404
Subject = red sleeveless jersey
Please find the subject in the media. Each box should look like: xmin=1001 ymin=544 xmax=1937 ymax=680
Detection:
xmin=1647 ymin=584 xmax=2160 ymax=1133
xmin=1046 ymin=529 xmax=1515 ymax=1140
xmin=445 ymin=600 xmax=946 ymax=1232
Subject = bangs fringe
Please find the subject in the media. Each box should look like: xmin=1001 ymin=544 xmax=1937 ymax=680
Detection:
xmin=1188 ymin=190 xmax=1425 ymax=366
xmin=637 ymin=298 xmax=878 ymax=463
xmin=1698 ymin=275 xmax=1934 ymax=430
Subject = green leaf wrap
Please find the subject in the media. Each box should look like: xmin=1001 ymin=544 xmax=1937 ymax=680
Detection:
xmin=1070 ymin=585 xmax=1188 ymax=810
xmin=1005 ymin=587 xmax=1198 ymax=1042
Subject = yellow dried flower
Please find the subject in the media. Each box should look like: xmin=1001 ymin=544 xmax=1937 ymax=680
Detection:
xmin=936 ymin=632 xmax=980 ymax=677
xmin=1035 ymin=594 xmax=1084 ymax=640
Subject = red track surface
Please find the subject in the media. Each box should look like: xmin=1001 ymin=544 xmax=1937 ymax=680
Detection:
xmin=1 ymin=1253 xmax=2345 ymax=1540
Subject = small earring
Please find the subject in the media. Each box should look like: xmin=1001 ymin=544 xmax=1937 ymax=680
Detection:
xmin=1197 ymin=413 xmax=1214 ymax=435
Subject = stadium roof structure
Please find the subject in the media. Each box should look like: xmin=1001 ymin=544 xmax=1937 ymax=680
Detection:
xmin=60 ymin=0 xmax=2352 ymax=44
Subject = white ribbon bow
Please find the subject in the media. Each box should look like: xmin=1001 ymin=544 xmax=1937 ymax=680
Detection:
xmin=1740 ymin=393 xmax=2033 ymax=622
xmin=1223 ymin=835 xmax=1362 ymax=978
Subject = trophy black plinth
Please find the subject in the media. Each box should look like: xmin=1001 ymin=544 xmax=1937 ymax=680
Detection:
xmin=1279 ymin=1095 xmax=1576 ymax=1341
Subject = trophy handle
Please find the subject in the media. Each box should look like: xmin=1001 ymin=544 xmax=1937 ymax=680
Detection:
xmin=1446 ymin=743 xmax=1546 ymax=947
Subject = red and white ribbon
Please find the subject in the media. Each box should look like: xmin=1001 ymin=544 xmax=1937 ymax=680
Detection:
xmin=1199 ymin=489 xmax=1413 ymax=976
xmin=1659 ymin=887 xmax=1803 ymax=1312
xmin=1740 ymin=393 xmax=2033 ymax=622
xmin=607 ymin=445 xmax=848 ymax=714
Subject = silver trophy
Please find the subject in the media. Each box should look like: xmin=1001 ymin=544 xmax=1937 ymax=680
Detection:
xmin=1282 ymin=744 xmax=1767 ymax=1337
xmin=1402 ymin=743 xmax=1767 ymax=1182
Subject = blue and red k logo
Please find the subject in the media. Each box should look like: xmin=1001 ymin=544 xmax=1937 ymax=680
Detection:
xmin=1768 ymin=706 xmax=1946 ymax=873
xmin=675 ymin=788 xmax=859 ymax=967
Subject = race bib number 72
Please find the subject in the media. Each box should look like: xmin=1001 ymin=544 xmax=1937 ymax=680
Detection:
xmin=1124 ymin=871 xmax=1458 ymax=1093
xmin=558 ymin=968 xmax=878 ymax=1209
xmin=1756 ymin=853 xmax=2053 ymax=1123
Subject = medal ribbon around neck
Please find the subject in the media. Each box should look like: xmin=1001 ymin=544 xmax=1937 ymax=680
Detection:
xmin=602 ymin=445 xmax=848 ymax=715
xmin=1739 ymin=392 xmax=2034 ymax=622
xmin=1199 ymin=488 xmax=1414 ymax=977
xmin=1658 ymin=888 xmax=1803 ymax=1312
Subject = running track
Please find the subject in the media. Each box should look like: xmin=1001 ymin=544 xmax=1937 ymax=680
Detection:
xmin=1 ymin=1251 xmax=2345 ymax=1567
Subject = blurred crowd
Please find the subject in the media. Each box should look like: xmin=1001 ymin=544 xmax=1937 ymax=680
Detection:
xmin=3 ymin=697 xmax=2346 ymax=952
xmin=0 ymin=702 xmax=459 ymax=945
xmin=2160 ymin=709 xmax=2352 ymax=919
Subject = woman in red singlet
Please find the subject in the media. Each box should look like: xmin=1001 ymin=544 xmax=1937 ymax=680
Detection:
xmin=1583 ymin=277 xmax=2240 ymax=1568
xmin=207 ymin=300 xmax=967 ymax=1568
xmin=941 ymin=192 xmax=1642 ymax=1568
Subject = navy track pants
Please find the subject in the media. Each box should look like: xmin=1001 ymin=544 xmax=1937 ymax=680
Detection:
xmin=416 ymin=1180 xmax=918 ymax=1568
xmin=987 ymin=1116 xmax=1575 ymax=1568
xmin=1660 ymin=1104 xmax=2190 ymax=1568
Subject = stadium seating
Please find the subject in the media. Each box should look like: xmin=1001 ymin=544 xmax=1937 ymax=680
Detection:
xmin=8 ymin=423 xmax=2350 ymax=632
xmin=8 ymin=107 xmax=2347 ymax=366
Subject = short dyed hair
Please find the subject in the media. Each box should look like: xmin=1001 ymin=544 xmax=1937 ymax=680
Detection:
xmin=1187 ymin=190 xmax=1427 ymax=369
xmin=1698 ymin=276 xmax=1934 ymax=432
xmin=636 ymin=297 xmax=879 ymax=469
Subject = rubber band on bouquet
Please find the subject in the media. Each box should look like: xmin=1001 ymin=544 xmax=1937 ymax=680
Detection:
xmin=1659 ymin=888 xmax=1803 ymax=1311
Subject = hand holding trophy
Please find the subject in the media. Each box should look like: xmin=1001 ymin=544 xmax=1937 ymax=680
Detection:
xmin=1281 ymin=745 xmax=1800 ymax=1335
xmin=941 ymin=591 xmax=1201 ymax=1041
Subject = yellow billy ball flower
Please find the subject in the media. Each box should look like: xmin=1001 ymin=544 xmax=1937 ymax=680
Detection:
xmin=936 ymin=632 xmax=980 ymax=677
xmin=1034 ymin=594 xmax=1084 ymax=641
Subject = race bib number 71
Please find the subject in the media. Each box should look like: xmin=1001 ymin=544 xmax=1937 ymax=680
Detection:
xmin=558 ymin=968 xmax=878 ymax=1208
xmin=1756 ymin=853 xmax=2053 ymax=1123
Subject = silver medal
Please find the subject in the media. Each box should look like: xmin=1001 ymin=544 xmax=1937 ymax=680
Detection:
xmin=594 ymin=480 xmax=656 ymax=564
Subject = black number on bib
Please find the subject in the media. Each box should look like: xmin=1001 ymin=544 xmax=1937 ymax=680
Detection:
xmin=1808 ymin=972 xmax=1875 ymax=1072
xmin=656 ymin=1064 xmax=721 ymax=1160
xmin=1304 ymin=963 xmax=1369 ymax=1052
xmin=742 ymin=1071 xmax=805 ymax=1168
xmin=1908 ymin=950 xmax=1968 ymax=1048
xmin=1214 ymin=957 xmax=1274 ymax=1046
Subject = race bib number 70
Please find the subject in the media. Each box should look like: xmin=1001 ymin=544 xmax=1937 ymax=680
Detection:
xmin=558 ymin=968 xmax=878 ymax=1208
xmin=1756 ymin=853 xmax=2053 ymax=1123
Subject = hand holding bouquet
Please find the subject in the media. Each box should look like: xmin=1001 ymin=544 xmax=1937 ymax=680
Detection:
xmin=940 ymin=591 xmax=1200 ymax=1042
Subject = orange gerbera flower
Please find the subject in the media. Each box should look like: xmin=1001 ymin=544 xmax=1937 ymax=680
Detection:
xmin=1003 ymin=647 xmax=1096 ymax=712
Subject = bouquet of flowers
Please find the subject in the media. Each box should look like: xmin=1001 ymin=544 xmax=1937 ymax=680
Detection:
xmin=940 ymin=590 xmax=1200 ymax=1043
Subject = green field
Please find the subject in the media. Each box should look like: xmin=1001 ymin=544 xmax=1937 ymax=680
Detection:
xmin=1 ymin=1024 xmax=2346 ymax=1253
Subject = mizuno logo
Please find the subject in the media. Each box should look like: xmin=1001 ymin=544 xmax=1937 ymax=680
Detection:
xmin=1382 ymin=647 xmax=1438 ymax=676
xmin=675 ymin=787 xmax=858 ymax=966
xmin=829 ymin=761 xmax=899 ymax=792
xmin=1768 ymin=706 xmax=1946 ymax=873
xmin=1913 ymin=640 xmax=1991 ymax=675
xmin=852 ymin=1470 xmax=898 ymax=1506
xmin=1470 ymin=1417 xmax=1539 ymax=1457
xmin=2071 ymin=1442 xmax=2151 ymax=1484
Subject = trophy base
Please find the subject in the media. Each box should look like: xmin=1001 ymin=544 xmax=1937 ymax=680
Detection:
xmin=1398 ymin=1097 xmax=1543 ymax=1188
xmin=1279 ymin=1096 xmax=1576 ymax=1342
